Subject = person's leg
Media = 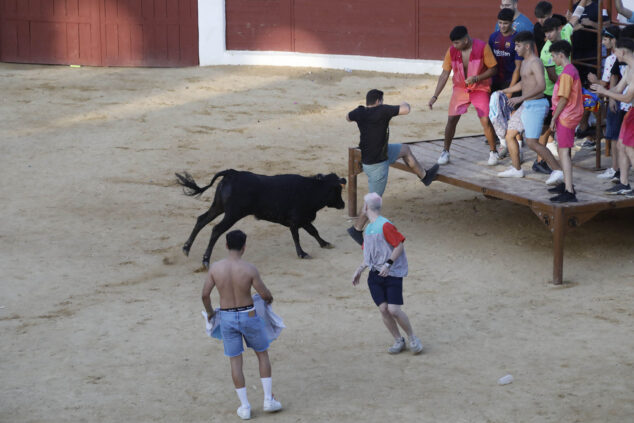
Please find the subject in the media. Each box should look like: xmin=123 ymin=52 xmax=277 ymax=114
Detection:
xmin=254 ymin=349 xmax=272 ymax=379
xmin=612 ymin=140 xmax=620 ymax=171
xmin=386 ymin=304 xmax=414 ymax=338
xmin=525 ymin=137 xmax=561 ymax=170
xmin=230 ymin=355 xmax=246 ymax=388
xmin=254 ymin=349 xmax=278 ymax=406
xmin=506 ymin=129 xmax=521 ymax=170
xmin=444 ymin=115 xmax=461 ymax=151
xmin=619 ymin=142 xmax=633 ymax=185
xmin=378 ymin=302 xmax=402 ymax=339
xmin=480 ymin=116 xmax=498 ymax=151
xmin=397 ymin=144 xmax=425 ymax=179
xmin=559 ymin=147 xmax=573 ymax=193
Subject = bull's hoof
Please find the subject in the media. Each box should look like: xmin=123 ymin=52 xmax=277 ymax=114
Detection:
xmin=320 ymin=242 xmax=334 ymax=249
xmin=299 ymin=253 xmax=312 ymax=259
xmin=182 ymin=245 xmax=190 ymax=256
xmin=202 ymin=259 xmax=210 ymax=269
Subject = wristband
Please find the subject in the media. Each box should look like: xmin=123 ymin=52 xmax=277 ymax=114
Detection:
xmin=431 ymin=95 xmax=437 ymax=100
xmin=573 ymin=5 xmax=584 ymax=18
xmin=386 ymin=259 xmax=394 ymax=266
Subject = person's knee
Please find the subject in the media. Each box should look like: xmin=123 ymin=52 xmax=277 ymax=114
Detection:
xmin=387 ymin=304 xmax=401 ymax=317
xmin=378 ymin=303 xmax=389 ymax=314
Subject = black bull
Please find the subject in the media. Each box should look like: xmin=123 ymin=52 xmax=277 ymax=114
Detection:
xmin=175 ymin=169 xmax=346 ymax=267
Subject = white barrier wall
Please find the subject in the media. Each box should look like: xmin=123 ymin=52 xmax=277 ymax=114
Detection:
xmin=197 ymin=0 xmax=443 ymax=75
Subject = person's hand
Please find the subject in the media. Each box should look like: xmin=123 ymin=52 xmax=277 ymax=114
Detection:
xmin=428 ymin=96 xmax=437 ymax=110
xmin=464 ymin=76 xmax=477 ymax=85
xmin=590 ymin=83 xmax=604 ymax=94
xmin=207 ymin=310 xmax=215 ymax=322
xmin=580 ymin=17 xmax=592 ymax=27
xmin=609 ymin=98 xmax=618 ymax=113
xmin=352 ymin=268 xmax=362 ymax=286
xmin=505 ymin=91 xmax=513 ymax=99
xmin=549 ymin=118 xmax=556 ymax=133
xmin=379 ymin=264 xmax=390 ymax=277
xmin=508 ymin=96 xmax=523 ymax=108
xmin=587 ymin=73 xmax=598 ymax=84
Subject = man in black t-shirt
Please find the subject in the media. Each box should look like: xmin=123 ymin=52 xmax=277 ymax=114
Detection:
xmin=345 ymin=89 xmax=438 ymax=245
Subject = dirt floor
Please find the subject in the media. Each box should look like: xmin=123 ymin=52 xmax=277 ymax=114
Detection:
xmin=1 ymin=62 xmax=633 ymax=423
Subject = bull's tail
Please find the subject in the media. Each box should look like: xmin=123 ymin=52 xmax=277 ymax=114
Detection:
xmin=175 ymin=170 xmax=233 ymax=198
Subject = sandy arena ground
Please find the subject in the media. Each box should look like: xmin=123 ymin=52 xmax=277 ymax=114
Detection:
xmin=1 ymin=62 xmax=633 ymax=423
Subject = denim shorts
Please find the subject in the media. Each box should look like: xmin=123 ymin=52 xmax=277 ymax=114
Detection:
xmin=362 ymin=143 xmax=401 ymax=196
xmin=367 ymin=270 xmax=404 ymax=306
xmin=606 ymin=104 xmax=625 ymax=140
xmin=219 ymin=309 xmax=270 ymax=357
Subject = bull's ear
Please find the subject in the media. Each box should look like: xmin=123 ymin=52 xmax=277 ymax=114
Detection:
xmin=339 ymin=177 xmax=347 ymax=185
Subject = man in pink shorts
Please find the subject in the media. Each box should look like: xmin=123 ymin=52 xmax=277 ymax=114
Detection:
xmin=548 ymin=40 xmax=584 ymax=202
xmin=428 ymin=26 xmax=500 ymax=166
xmin=591 ymin=37 xmax=634 ymax=196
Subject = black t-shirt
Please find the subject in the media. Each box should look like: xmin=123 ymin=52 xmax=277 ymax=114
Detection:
xmin=572 ymin=0 xmax=599 ymax=58
xmin=348 ymin=104 xmax=400 ymax=164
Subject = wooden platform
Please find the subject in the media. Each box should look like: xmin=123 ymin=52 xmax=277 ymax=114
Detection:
xmin=348 ymin=135 xmax=634 ymax=284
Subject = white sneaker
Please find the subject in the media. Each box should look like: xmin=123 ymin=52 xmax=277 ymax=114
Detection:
xmin=498 ymin=145 xmax=508 ymax=158
xmin=487 ymin=151 xmax=500 ymax=166
xmin=437 ymin=150 xmax=450 ymax=165
xmin=388 ymin=337 xmax=406 ymax=354
xmin=545 ymin=170 xmax=564 ymax=185
xmin=546 ymin=141 xmax=559 ymax=159
xmin=497 ymin=166 xmax=524 ymax=178
xmin=409 ymin=336 xmax=424 ymax=355
xmin=263 ymin=397 xmax=282 ymax=412
xmin=237 ymin=405 xmax=251 ymax=420
xmin=597 ymin=168 xmax=616 ymax=179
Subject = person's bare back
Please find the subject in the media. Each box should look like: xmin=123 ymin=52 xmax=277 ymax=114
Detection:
xmin=209 ymin=258 xmax=272 ymax=309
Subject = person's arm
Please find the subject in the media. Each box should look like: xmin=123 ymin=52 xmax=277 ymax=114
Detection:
xmin=592 ymin=81 xmax=634 ymax=103
xmin=465 ymin=65 xmax=498 ymax=86
xmin=509 ymin=59 xmax=546 ymax=106
xmin=251 ymin=267 xmax=273 ymax=304
xmin=550 ymin=96 xmax=568 ymax=131
xmin=616 ymin=0 xmax=633 ymax=19
xmin=568 ymin=0 xmax=590 ymax=26
xmin=378 ymin=242 xmax=405 ymax=277
xmin=352 ymin=262 xmax=368 ymax=286
xmin=202 ymin=270 xmax=216 ymax=321
xmin=509 ymin=60 xmax=522 ymax=91
xmin=546 ymin=66 xmax=558 ymax=84
xmin=399 ymin=102 xmax=411 ymax=115
xmin=429 ymin=69 xmax=450 ymax=110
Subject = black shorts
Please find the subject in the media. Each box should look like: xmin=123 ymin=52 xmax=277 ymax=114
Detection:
xmin=543 ymin=94 xmax=553 ymax=126
xmin=367 ymin=270 xmax=403 ymax=306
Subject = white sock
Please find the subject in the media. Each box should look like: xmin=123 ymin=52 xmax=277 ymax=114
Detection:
xmin=261 ymin=377 xmax=273 ymax=401
xmin=236 ymin=387 xmax=250 ymax=408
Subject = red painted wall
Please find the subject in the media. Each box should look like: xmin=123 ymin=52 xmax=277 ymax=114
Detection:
xmin=226 ymin=0 xmax=573 ymax=60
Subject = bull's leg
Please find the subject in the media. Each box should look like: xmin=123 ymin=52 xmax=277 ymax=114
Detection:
xmin=302 ymin=223 xmax=333 ymax=249
xmin=183 ymin=203 xmax=223 ymax=257
xmin=202 ymin=214 xmax=241 ymax=268
xmin=290 ymin=225 xmax=310 ymax=259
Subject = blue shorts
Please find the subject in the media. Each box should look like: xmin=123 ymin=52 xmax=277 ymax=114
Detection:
xmin=606 ymin=104 xmax=625 ymax=140
xmin=362 ymin=144 xmax=401 ymax=196
xmin=367 ymin=270 xmax=403 ymax=306
xmin=219 ymin=309 xmax=270 ymax=357
xmin=521 ymin=98 xmax=549 ymax=139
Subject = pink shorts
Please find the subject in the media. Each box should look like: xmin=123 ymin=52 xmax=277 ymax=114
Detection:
xmin=556 ymin=122 xmax=575 ymax=148
xmin=619 ymin=109 xmax=634 ymax=147
xmin=449 ymin=89 xmax=490 ymax=118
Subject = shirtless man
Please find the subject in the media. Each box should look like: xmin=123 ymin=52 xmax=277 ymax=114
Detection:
xmin=591 ymin=37 xmax=634 ymax=195
xmin=202 ymin=230 xmax=282 ymax=420
xmin=497 ymin=31 xmax=564 ymax=186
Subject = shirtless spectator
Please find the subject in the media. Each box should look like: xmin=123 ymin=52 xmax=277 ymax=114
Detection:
xmin=202 ymin=230 xmax=282 ymax=420
xmin=497 ymin=31 xmax=563 ymax=186
xmin=429 ymin=26 xmax=500 ymax=166
xmin=591 ymin=37 xmax=634 ymax=195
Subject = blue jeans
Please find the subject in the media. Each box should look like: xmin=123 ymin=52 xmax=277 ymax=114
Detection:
xmin=219 ymin=310 xmax=270 ymax=357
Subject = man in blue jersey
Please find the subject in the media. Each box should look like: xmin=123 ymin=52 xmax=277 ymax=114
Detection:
xmin=495 ymin=0 xmax=534 ymax=33
xmin=490 ymin=8 xmax=522 ymax=92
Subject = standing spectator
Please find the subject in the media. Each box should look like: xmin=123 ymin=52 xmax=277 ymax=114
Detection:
xmin=351 ymin=193 xmax=424 ymax=355
xmin=428 ymin=26 xmax=500 ymax=166
xmin=489 ymin=8 xmax=522 ymax=92
xmin=534 ymin=1 xmax=567 ymax=54
xmin=495 ymin=0 xmax=534 ymax=34
xmin=548 ymin=41 xmax=585 ymax=202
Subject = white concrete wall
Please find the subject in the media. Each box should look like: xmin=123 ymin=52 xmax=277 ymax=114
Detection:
xmin=197 ymin=0 xmax=443 ymax=75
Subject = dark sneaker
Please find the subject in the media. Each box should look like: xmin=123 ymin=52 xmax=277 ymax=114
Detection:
xmin=611 ymin=170 xmax=621 ymax=184
xmin=581 ymin=139 xmax=596 ymax=150
xmin=605 ymin=183 xmax=633 ymax=195
xmin=346 ymin=226 xmax=363 ymax=245
xmin=550 ymin=190 xmax=578 ymax=203
xmin=547 ymin=182 xmax=565 ymax=194
xmin=421 ymin=163 xmax=439 ymax=186
xmin=532 ymin=160 xmax=552 ymax=175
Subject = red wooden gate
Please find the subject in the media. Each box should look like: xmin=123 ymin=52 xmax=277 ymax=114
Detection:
xmin=0 ymin=0 xmax=198 ymax=67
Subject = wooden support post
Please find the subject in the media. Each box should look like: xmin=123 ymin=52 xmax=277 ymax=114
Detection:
xmin=552 ymin=207 xmax=566 ymax=285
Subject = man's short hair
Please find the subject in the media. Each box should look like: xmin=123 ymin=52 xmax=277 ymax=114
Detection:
xmin=621 ymin=25 xmax=634 ymax=39
xmin=498 ymin=8 xmax=515 ymax=22
xmin=542 ymin=17 xmax=562 ymax=33
xmin=366 ymin=89 xmax=383 ymax=106
xmin=616 ymin=37 xmax=634 ymax=53
xmin=226 ymin=230 xmax=247 ymax=251
xmin=364 ymin=192 xmax=382 ymax=212
xmin=449 ymin=26 xmax=468 ymax=41
xmin=534 ymin=1 xmax=552 ymax=18
xmin=549 ymin=40 xmax=572 ymax=57
xmin=603 ymin=25 xmax=620 ymax=40
xmin=514 ymin=31 xmax=535 ymax=45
